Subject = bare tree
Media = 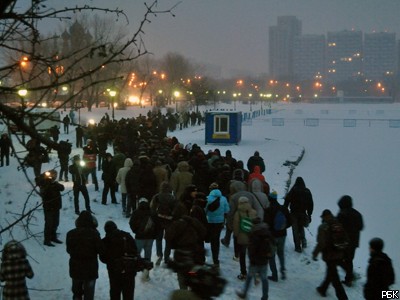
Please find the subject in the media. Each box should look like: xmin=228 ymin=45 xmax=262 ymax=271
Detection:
xmin=0 ymin=0 xmax=179 ymax=236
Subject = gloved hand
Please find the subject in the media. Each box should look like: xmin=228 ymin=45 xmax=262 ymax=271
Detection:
xmin=312 ymin=255 xmax=318 ymax=261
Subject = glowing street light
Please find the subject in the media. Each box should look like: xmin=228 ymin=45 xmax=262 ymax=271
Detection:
xmin=17 ymin=88 xmax=28 ymax=143
xmin=109 ymin=89 xmax=117 ymax=120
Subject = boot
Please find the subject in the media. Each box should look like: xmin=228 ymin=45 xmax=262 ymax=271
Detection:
xmin=142 ymin=269 xmax=150 ymax=282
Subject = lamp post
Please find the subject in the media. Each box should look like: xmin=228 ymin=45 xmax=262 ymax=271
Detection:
xmin=76 ymin=101 xmax=83 ymax=125
xmin=17 ymin=88 xmax=28 ymax=144
xmin=109 ymin=89 xmax=117 ymax=120
xmin=174 ymin=91 xmax=180 ymax=112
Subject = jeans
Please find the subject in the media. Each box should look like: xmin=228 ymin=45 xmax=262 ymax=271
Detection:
xmin=73 ymin=185 xmax=91 ymax=212
xmin=135 ymin=239 xmax=154 ymax=261
xmin=72 ymin=279 xmax=96 ymax=300
xmin=269 ymin=236 xmax=286 ymax=278
xmin=208 ymin=223 xmax=223 ymax=264
xmin=121 ymin=193 xmax=127 ymax=213
xmin=156 ymin=223 xmax=171 ymax=260
xmin=241 ymin=264 xmax=269 ymax=300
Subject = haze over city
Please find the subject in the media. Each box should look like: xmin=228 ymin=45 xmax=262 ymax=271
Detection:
xmin=40 ymin=0 xmax=400 ymax=77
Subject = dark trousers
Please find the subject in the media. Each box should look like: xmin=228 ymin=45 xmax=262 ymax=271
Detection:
xmin=156 ymin=221 xmax=171 ymax=260
xmin=319 ymin=260 xmax=348 ymax=300
xmin=222 ymin=227 xmax=239 ymax=256
xmin=44 ymin=210 xmax=60 ymax=242
xmin=76 ymin=136 xmax=83 ymax=148
xmin=102 ymin=182 xmax=117 ymax=204
xmin=0 ymin=152 xmax=10 ymax=166
xmin=59 ymin=160 xmax=69 ymax=181
xmin=85 ymin=168 xmax=98 ymax=190
xmin=73 ymin=185 xmax=91 ymax=213
xmin=33 ymin=161 xmax=42 ymax=178
xmin=72 ymin=278 xmax=96 ymax=300
xmin=64 ymin=124 xmax=69 ymax=134
xmin=109 ymin=272 xmax=135 ymax=300
xmin=208 ymin=223 xmax=223 ymax=265
xmin=291 ymin=213 xmax=306 ymax=251
xmin=339 ymin=246 xmax=356 ymax=282
xmin=238 ymin=244 xmax=248 ymax=275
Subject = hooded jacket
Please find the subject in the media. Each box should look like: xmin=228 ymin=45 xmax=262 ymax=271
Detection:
xmin=170 ymin=161 xmax=193 ymax=200
xmin=233 ymin=197 xmax=258 ymax=245
xmin=205 ymin=189 xmax=229 ymax=223
xmin=116 ymin=158 xmax=133 ymax=194
xmin=284 ymin=177 xmax=314 ymax=217
xmin=337 ymin=195 xmax=364 ymax=248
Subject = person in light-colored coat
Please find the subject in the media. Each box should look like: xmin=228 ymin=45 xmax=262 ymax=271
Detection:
xmin=116 ymin=158 xmax=133 ymax=214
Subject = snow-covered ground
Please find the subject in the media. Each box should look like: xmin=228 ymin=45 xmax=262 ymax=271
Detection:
xmin=0 ymin=102 xmax=399 ymax=299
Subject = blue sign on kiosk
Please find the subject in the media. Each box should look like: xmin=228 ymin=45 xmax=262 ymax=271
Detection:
xmin=205 ymin=111 xmax=242 ymax=145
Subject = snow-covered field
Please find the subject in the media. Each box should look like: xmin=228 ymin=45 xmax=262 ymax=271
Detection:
xmin=0 ymin=102 xmax=399 ymax=299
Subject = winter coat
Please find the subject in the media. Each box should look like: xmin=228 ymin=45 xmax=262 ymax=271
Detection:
xmin=153 ymin=164 xmax=169 ymax=193
xmin=40 ymin=181 xmax=65 ymax=211
xmin=101 ymin=159 xmax=117 ymax=184
xmin=248 ymin=177 xmax=270 ymax=210
xmin=0 ymin=135 xmax=12 ymax=154
xmin=83 ymin=143 xmax=98 ymax=169
xmin=364 ymin=251 xmax=395 ymax=300
xmin=284 ymin=177 xmax=314 ymax=217
xmin=233 ymin=200 xmax=257 ymax=245
xmin=337 ymin=195 xmax=364 ymax=248
xmin=170 ymin=161 xmax=193 ymax=200
xmin=116 ymin=158 xmax=133 ymax=194
xmin=312 ymin=216 xmax=344 ymax=262
xmin=229 ymin=190 xmax=264 ymax=228
xmin=69 ymin=163 xmax=87 ymax=187
xmin=248 ymin=221 xmax=274 ymax=266
xmin=165 ymin=216 xmax=206 ymax=265
xmin=247 ymin=154 xmax=265 ymax=173
xmin=125 ymin=162 xmax=141 ymax=197
xmin=130 ymin=201 xmax=157 ymax=239
xmin=150 ymin=183 xmax=178 ymax=223
xmin=66 ymin=213 xmax=104 ymax=280
xmin=100 ymin=229 xmax=138 ymax=276
xmin=137 ymin=159 xmax=157 ymax=200
xmin=264 ymin=199 xmax=292 ymax=237
xmin=0 ymin=241 xmax=34 ymax=300
xmin=205 ymin=189 xmax=229 ymax=224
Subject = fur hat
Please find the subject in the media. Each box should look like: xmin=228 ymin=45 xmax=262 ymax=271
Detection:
xmin=320 ymin=209 xmax=333 ymax=218
xmin=209 ymin=182 xmax=219 ymax=190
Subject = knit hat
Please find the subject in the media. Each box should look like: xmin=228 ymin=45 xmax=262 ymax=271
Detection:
xmin=269 ymin=190 xmax=278 ymax=199
xmin=104 ymin=220 xmax=117 ymax=234
xmin=209 ymin=182 xmax=219 ymax=190
xmin=369 ymin=237 xmax=384 ymax=252
xmin=320 ymin=209 xmax=333 ymax=218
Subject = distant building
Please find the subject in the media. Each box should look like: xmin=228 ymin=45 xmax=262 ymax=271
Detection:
xmin=325 ymin=30 xmax=363 ymax=83
xmin=363 ymin=32 xmax=396 ymax=80
xmin=269 ymin=16 xmax=302 ymax=79
xmin=293 ymin=34 xmax=326 ymax=81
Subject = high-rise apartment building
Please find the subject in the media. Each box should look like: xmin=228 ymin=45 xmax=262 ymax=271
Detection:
xmin=293 ymin=34 xmax=325 ymax=81
xmin=364 ymin=32 xmax=396 ymax=80
xmin=326 ymin=30 xmax=363 ymax=82
xmin=269 ymin=16 xmax=302 ymax=79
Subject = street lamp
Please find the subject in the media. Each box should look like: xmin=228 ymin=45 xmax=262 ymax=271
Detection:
xmin=174 ymin=91 xmax=180 ymax=111
xmin=109 ymin=89 xmax=117 ymax=120
xmin=17 ymin=88 xmax=28 ymax=144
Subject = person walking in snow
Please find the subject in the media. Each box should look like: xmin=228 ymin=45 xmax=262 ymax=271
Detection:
xmin=336 ymin=195 xmax=364 ymax=287
xmin=364 ymin=238 xmax=395 ymax=300
xmin=69 ymin=154 xmax=91 ymax=214
xmin=246 ymin=150 xmax=266 ymax=173
xmin=264 ymin=190 xmax=291 ymax=281
xmin=236 ymin=217 xmax=274 ymax=300
xmin=205 ymin=182 xmax=230 ymax=268
xmin=233 ymin=196 xmax=258 ymax=281
xmin=0 ymin=133 xmax=13 ymax=167
xmin=66 ymin=211 xmax=103 ymax=300
xmin=284 ymin=176 xmax=314 ymax=252
xmin=312 ymin=209 xmax=348 ymax=300
xmin=101 ymin=153 xmax=117 ymax=205
xmin=116 ymin=158 xmax=133 ymax=215
xmin=0 ymin=240 xmax=34 ymax=300
xmin=100 ymin=221 xmax=139 ymax=300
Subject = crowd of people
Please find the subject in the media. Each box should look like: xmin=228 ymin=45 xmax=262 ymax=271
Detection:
xmin=0 ymin=110 xmax=396 ymax=300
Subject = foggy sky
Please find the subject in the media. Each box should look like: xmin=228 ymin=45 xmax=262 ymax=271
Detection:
xmin=43 ymin=0 xmax=400 ymax=77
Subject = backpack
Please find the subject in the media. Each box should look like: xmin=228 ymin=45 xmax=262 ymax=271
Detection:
xmin=273 ymin=208 xmax=287 ymax=231
xmin=240 ymin=216 xmax=253 ymax=233
xmin=329 ymin=221 xmax=349 ymax=250
xmin=207 ymin=197 xmax=220 ymax=212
